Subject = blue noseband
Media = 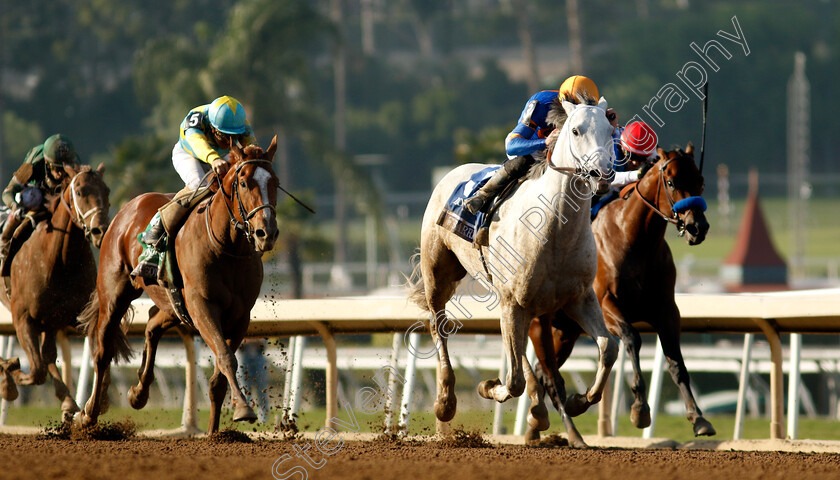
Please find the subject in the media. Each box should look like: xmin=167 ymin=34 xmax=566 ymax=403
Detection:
xmin=673 ymin=196 xmax=707 ymax=214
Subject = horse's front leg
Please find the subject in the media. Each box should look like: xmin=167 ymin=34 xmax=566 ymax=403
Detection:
xmin=194 ymin=312 xmax=256 ymax=433
xmin=4 ymin=315 xmax=47 ymax=387
xmin=564 ymin=289 xmax=618 ymax=417
xmin=129 ymin=306 xmax=179 ymax=410
xmin=478 ymin=302 xmax=527 ymax=402
xmin=602 ymin=295 xmax=651 ymax=429
xmin=41 ymin=330 xmax=80 ymax=419
xmin=658 ymin=302 xmax=715 ymax=436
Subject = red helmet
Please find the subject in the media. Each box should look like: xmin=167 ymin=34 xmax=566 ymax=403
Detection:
xmin=620 ymin=121 xmax=658 ymax=156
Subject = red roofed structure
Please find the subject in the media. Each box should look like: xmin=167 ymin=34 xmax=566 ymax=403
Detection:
xmin=720 ymin=169 xmax=788 ymax=292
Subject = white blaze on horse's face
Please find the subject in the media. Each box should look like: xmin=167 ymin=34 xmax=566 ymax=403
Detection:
xmin=554 ymin=97 xmax=615 ymax=188
xmin=250 ymin=165 xmax=279 ymax=251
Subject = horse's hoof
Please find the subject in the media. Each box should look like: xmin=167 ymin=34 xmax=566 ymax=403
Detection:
xmin=630 ymin=402 xmax=651 ymax=429
xmin=0 ymin=371 xmax=18 ymax=402
xmin=568 ymin=432 xmax=588 ymax=449
xmin=434 ymin=394 xmax=457 ymax=422
xmin=128 ymin=385 xmax=149 ymax=410
xmin=233 ymin=404 xmax=258 ymax=423
xmin=693 ymin=416 xmax=716 ymax=436
xmin=527 ymin=403 xmax=550 ymax=431
xmin=564 ymin=393 xmax=591 ymax=417
xmin=75 ymin=411 xmax=95 ymax=428
xmin=61 ymin=397 xmax=80 ymax=415
xmin=0 ymin=356 xmax=21 ymax=372
xmin=477 ymin=378 xmax=502 ymax=400
xmin=523 ymin=426 xmax=540 ymax=446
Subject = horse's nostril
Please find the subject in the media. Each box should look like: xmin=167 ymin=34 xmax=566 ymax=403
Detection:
xmin=255 ymin=229 xmax=266 ymax=239
xmin=90 ymin=228 xmax=102 ymax=237
xmin=588 ymin=170 xmax=601 ymax=179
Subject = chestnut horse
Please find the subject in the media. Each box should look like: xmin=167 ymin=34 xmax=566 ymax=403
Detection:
xmin=529 ymin=144 xmax=714 ymax=445
xmin=0 ymin=164 xmax=110 ymax=420
xmin=78 ymin=138 xmax=279 ymax=434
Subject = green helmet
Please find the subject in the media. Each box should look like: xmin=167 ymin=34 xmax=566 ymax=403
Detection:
xmin=43 ymin=134 xmax=77 ymax=166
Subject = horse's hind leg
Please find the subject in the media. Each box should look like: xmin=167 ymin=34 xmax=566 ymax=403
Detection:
xmin=129 ymin=306 xmax=179 ymax=410
xmin=658 ymin=302 xmax=715 ymax=436
xmin=41 ymin=330 xmax=80 ymax=419
xmin=421 ymin=243 xmax=465 ymax=423
xmin=564 ymin=289 xmax=618 ymax=417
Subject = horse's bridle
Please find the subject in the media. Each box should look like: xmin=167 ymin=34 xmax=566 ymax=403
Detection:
xmin=214 ymin=159 xmax=276 ymax=245
xmin=633 ymin=157 xmax=705 ymax=235
xmin=547 ymin=105 xmax=613 ymax=183
xmin=60 ymin=171 xmax=105 ymax=242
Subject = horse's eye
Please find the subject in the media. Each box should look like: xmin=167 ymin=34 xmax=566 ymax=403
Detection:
xmin=76 ymin=190 xmax=82 ymax=196
xmin=572 ymin=128 xmax=580 ymax=136
xmin=240 ymin=181 xmax=246 ymax=188
xmin=667 ymin=180 xmax=675 ymax=189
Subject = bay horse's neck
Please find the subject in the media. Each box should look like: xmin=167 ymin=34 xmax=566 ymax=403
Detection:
xmin=205 ymin=187 xmax=256 ymax=258
xmin=45 ymin=186 xmax=88 ymax=263
xmin=623 ymin=175 xmax=670 ymax=245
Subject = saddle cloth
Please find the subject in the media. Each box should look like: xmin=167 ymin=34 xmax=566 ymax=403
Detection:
xmin=436 ymin=166 xmax=499 ymax=243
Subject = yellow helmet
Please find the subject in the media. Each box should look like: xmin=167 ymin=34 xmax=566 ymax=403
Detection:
xmin=559 ymin=75 xmax=599 ymax=103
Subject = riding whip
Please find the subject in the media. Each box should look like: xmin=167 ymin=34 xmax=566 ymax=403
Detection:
xmin=699 ymin=81 xmax=708 ymax=174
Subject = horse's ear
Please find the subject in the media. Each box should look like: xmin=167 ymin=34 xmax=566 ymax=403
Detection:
xmin=684 ymin=141 xmax=694 ymax=157
xmin=229 ymin=140 xmax=244 ymax=163
xmin=63 ymin=164 xmax=77 ymax=178
xmin=96 ymin=162 xmax=106 ymax=175
xmin=598 ymin=96 xmax=608 ymax=110
xmin=561 ymin=99 xmax=576 ymax=116
xmin=266 ymin=135 xmax=278 ymax=160
xmin=657 ymin=147 xmax=667 ymax=161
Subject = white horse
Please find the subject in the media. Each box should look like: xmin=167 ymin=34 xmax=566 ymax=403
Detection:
xmin=408 ymin=97 xmax=619 ymax=438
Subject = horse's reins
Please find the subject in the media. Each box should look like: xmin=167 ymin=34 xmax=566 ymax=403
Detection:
xmin=60 ymin=171 xmax=105 ymax=242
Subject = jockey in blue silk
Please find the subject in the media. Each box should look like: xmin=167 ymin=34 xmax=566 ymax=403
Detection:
xmin=464 ymin=75 xmax=617 ymax=214
xmin=133 ymin=95 xmax=256 ymax=279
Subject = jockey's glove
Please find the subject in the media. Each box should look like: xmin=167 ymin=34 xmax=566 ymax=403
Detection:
xmin=637 ymin=161 xmax=655 ymax=179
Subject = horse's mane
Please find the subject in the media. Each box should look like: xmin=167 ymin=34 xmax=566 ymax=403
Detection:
xmin=524 ymin=92 xmax=597 ymax=181
xmin=242 ymin=144 xmax=265 ymax=158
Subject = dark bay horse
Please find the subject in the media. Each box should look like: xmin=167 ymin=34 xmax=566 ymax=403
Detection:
xmin=529 ymin=144 xmax=714 ymax=445
xmin=78 ymin=138 xmax=279 ymax=434
xmin=0 ymin=164 xmax=110 ymax=419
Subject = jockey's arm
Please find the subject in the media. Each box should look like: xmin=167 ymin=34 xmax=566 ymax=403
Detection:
xmin=610 ymin=169 xmax=640 ymax=188
xmin=2 ymin=178 xmax=22 ymax=211
xmin=505 ymin=124 xmax=545 ymax=158
xmin=181 ymin=130 xmax=224 ymax=165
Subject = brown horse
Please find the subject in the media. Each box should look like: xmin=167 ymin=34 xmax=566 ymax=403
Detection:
xmin=0 ymin=164 xmax=110 ymax=420
xmin=78 ymin=138 xmax=279 ymax=434
xmin=529 ymin=144 xmax=714 ymax=444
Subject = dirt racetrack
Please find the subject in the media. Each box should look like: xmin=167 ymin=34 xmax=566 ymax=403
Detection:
xmin=2 ymin=433 xmax=840 ymax=480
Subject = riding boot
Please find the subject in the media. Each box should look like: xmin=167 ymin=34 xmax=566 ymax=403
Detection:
xmin=0 ymin=214 xmax=22 ymax=274
xmin=464 ymin=155 xmax=535 ymax=215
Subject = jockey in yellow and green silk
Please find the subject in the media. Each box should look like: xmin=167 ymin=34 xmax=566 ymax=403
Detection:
xmin=0 ymin=134 xmax=80 ymax=262
xmin=139 ymin=95 xmax=256 ymax=251
xmin=464 ymin=75 xmax=614 ymax=214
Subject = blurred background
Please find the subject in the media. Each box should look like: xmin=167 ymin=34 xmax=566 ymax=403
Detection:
xmin=2 ymin=0 xmax=840 ymax=437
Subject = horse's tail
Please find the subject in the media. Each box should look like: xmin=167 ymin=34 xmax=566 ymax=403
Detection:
xmin=78 ymin=289 xmax=134 ymax=364
xmin=404 ymin=250 xmax=429 ymax=313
